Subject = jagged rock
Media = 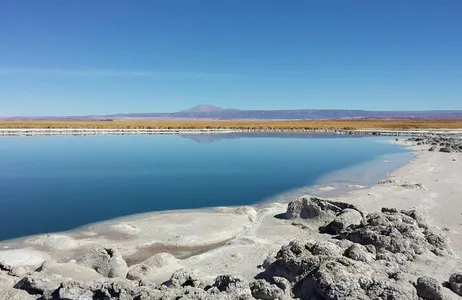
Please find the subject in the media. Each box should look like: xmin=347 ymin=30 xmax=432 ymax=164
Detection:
xmin=213 ymin=275 xmax=251 ymax=296
xmin=308 ymin=257 xmax=375 ymax=299
xmin=261 ymin=254 xmax=277 ymax=269
xmin=309 ymin=241 xmax=343 ymax=257
xmin=449 ymin=272 xmax=462 ymax=296
xmin=415 ymin=276 xmax=444 ymax=300
xmin=378 ymin=179 xmax=396 ymax=185
xmin=164 ymin=269 xmax=204 ymax=288
xmin=76 ymin=247 xmax=128 ymax=278
xmin=14 ymin=275 xmax=61 ymax=298
xmin=92 ymin=278 xmax=139 ymax=300
xmin=0 ymin=271 xmax=35 ymax=299
xmin=323 ymin=208 xmax=363 ymax=234
xmin=259 ymin=240 xmax=326 ymax=282
xmin=0 ymin=287 xmax=35 ymax=300
xmin=400 ymin=209 xmax=428 ymax=229
xmin=439 ymin=147 xmax=454 ymax=153
xmin=292 ymin=255 xmax=417 ymax=300
xmin=127 ymin=252 xmax=180 ymax=281
xmin=343 ymin=243 xmax=376 ymax=263
xmin=56 ymin=281 xmax=94 ymax=300
xmin=339 ymin=208 xmax=448 ymax=261
xmin=271 ymin=277 xmax=291 ymax=295
xmin=399 ymin=183 xmax=426 ymax=190
xmin=250 ymin=279 xmax=285 ymax=299
xmin=286 ymin=196 xmax=344 ymax=220
xmin=8 ymin=265 xmax=33 ymax=278
xmin=429 ymin=146 xmax=437 ymax=151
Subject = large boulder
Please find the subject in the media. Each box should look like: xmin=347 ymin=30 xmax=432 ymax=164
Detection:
xmin=439 ymin=147 xmax=454 ymax=153
xmin=343 ymin=243 xmax=376 ymax=263
xmin=250 ymin=279 xmax=286 ymax=300
xmin=308 ymin=257 xmax=375 ymax=299
xmin=298 ymin=256 xmax=417 ymax=300
xmin=286 ymin=196 xmax=353 ymax=221
xmin=415 ymin=276 xmax=444 ymax=300
xmin=449 ymin=272 xmax=462 ymax=296
xmin=91 ymin=278 xmax=140 ymax=300
xmin=76 ymin=247 xmax=128 ymax=278
xmin=163 ymin=269 xmax=204 ymax=288
xmin=55 ymin=281 xmax=94 ymax=300
xmin=339 ymin=208 xmax=449 ymax=261
xmin=212 ymin=275 xmax=252 ymax=298
xmin=323 ymin=208 xmax=364 ymax=234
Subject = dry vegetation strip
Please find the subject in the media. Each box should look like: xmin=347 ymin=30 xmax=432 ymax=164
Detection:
xmin=1 ymin=120 xmax=462 ymax=130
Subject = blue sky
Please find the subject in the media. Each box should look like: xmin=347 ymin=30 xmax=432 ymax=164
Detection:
xmin=0 ymin=1 xmax=461 ymax=116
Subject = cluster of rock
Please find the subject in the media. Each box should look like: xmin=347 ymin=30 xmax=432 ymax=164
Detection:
xmin=1 ymin=197 xmax=461 ymax=299
xmin=261 ymin=196 xmax=460 ymax=299
xmin=407 ymin=136 xmax=462 ymax=153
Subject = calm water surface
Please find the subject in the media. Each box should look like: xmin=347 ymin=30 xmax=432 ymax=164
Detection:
xmin=0 ymin=133 xmax=408 ymax=241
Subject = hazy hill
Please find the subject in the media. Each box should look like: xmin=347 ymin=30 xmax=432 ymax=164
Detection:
xmin=3 ymin=105 xmax=462 ymax=120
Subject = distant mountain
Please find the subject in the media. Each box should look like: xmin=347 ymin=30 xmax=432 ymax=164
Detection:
xmin=179 ymin=105 xmax=226 ymax=113
xmin=171 ymin=106 xmax=462 ymax=120
xmin=3 ymin=105 xmax=462 ymax=120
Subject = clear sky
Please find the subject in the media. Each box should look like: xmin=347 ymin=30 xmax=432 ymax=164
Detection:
xmin=0 ymin=1 xmax=461 ymax=116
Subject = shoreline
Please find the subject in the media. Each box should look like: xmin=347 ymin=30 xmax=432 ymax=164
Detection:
xmin=1 ymin=127 xmax=462 ymax=137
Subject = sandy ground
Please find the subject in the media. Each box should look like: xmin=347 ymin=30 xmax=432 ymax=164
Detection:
xmin=0 ymin=138 xmax=461 ymax=287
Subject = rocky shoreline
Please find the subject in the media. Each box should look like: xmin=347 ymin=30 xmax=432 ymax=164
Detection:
xmin=0 ymin=135 xmax=462 ymax=299
xmin=1 ymin=196 xmax=461 ymax=299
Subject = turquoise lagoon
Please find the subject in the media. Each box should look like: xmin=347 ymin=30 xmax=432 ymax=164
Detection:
xmin=0 ymin=133 xmax=410 ymax=241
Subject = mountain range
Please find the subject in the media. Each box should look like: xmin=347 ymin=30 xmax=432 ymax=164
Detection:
xmin=4 ymin=105 xmax=462 ymax=121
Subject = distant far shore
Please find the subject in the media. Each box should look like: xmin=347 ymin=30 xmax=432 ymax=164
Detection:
xmin=1 ymin=120 xmax=462 ymax=134
xmin=1 ymin=127 xmax=462 ymax=137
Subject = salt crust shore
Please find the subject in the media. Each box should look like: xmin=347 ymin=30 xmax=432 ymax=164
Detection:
xmin=1 ymin=127 xmax=462 ymax=136
xmin=0 ymin=133 xmax=462 ymax=299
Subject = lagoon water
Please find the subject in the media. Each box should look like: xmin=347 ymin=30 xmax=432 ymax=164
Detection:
xmin=0 ymin=133 xmax=410 ymax=241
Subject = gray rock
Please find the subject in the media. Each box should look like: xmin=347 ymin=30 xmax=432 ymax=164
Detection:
xmin=76 ymin=247 xmax=128 ymax=278
xmin=323 ymin=208 xmax=364 ymax=234
xmin=339 ymin=208 xmax=448 ymax=261
xmin=449 ymin=272 xmax=462 ymax=296
xmin=92 ymin=278 xmax=139 ymax=300
xmin=164 ymin=269 xmax=204 ymax=288
xmin=343 ymin=243 xmax=376 ymax=263
xmin=309 ymin=241 xmax=343 ymax=257
xmin=429 ymin=146 xmax=437 ymax=151
xmin=415 ymin=276 xmax=443 ymax=300
xmin=250 ymin=279 xmax=285 ymax=300
xmin=286 ymin=196 xmax=345 ymax=221
xmin=56 ymin=281 xmax=94 ymax=300
xmin=309 ymin=257 xmax=375 ymax=299
xmin=213 ymin=275 xmax=251 ymax=296
xmin=439 ymin=147 xmax=454 ymax=153
xmin=14 ymin=275 xmax=61 ymax=298
xmin=0 ymin=287 xmax=35 ymax=300
xmin=259 ymin=240 xmax=328 ymax=282
xmin=271 ymin=276 xmax=291 ymax=295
